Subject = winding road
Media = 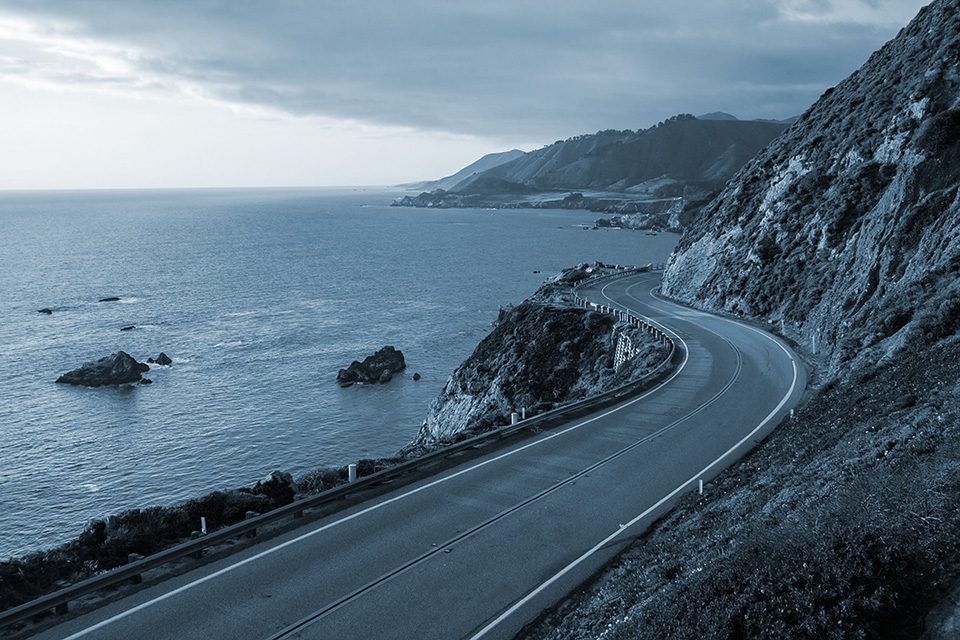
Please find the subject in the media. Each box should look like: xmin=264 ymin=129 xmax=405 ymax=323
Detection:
xmin=34 ymin=270 xmax=806 ymax=640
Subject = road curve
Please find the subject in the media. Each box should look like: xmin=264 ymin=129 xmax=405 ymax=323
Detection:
xmin=34 ymin=271 xmax=806 ymax=640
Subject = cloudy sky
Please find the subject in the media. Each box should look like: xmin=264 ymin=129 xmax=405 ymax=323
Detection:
xmin=0 ymin=0 xmax=930 ymax=189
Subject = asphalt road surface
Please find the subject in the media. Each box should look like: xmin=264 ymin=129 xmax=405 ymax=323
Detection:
xmin=35 ymin=270 xmax=806 ymax=640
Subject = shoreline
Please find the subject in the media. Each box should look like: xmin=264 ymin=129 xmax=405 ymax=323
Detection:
xmin=0 ymin=264 xmax=673 ymax=622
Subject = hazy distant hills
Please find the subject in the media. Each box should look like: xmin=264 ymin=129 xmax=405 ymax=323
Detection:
xmin=394 ymin=113 xmax=790 ymax=228
xmin=401 ymin=149 xmax=526 ymax=192
xmin=448 ymin=114 xmax=788 ymax=196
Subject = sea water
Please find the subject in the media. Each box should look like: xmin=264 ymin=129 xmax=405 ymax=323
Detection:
xmin=0 ymin=187 xmax=677 ymax=558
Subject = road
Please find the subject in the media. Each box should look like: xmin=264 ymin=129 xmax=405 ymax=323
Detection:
xmin=34 ymin=270 xmax=806 ymax=640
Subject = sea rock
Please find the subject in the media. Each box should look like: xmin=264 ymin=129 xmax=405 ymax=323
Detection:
xmin=98 ymin=296 xmax=121 ymax=303
xmin=38 ymin=308 xmax=53 ymax=315
xmin=120 ymin=325 xmax=136 ymax=332
xmin=139 ymin=378 xmax=153 ymax=385
xmin=413 ymin=372 xmax=422 ymax=381
xmin=337 ymin=346 xmax=406 ymax=386
xmin=154 ymin=353 xmax=173 ymax=366
xmin=252 ymin=471 xmax=296 ymax=507
xmin=56 ymin=351 xmax=150 ymax=387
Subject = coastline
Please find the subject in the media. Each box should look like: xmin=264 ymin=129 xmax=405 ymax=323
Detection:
xmin=0 ymin=264 xmax=674 ymax=622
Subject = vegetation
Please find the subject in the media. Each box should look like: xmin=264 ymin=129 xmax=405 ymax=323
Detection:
xmin=522 ymin=337 xmax=960 ymax=639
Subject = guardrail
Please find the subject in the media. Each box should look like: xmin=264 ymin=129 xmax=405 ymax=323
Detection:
xmin=0 ymin=267 xmax=680 ymax=631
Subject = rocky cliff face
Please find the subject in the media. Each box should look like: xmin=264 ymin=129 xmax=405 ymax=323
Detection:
xmin=415 ymin=279 xmax=668 ymax=445
xmin=663 ymin=0 xmax=960 ymax=377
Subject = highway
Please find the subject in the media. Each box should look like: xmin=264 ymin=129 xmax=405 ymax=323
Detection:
xmin=33 ymin=270 xmax=806 ymax=640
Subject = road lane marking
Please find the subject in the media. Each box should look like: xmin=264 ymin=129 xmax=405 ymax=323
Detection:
xmin=266 ymin=318 xmax=741 ymax=639
xmin=58 ymin=282 xmax=692 ymax=640
xmin=469 ymin=273 xmax=802 ymax=640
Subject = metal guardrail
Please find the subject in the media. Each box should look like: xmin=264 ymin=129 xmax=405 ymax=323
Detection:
xmin=0 ymin=267 xmax=680 ymax=631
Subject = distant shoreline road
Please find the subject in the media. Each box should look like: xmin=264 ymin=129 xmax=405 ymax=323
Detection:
xmin=33 ymin=270 xmax=806 ymax=640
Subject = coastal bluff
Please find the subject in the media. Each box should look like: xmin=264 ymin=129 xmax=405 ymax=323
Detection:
xmin=414 ymin=266 xmax=669 ymax=445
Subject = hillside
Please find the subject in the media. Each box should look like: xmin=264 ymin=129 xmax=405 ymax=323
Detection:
xmin=662 ymin=0 xmax=960 ymax=380
xmin=522 ymin=0 xmax=960 ymax=637
xmin=401 ymin=149 xmax=526 ymax=192
xmin=394 ymin=115 xmax=788 ymax=228
xmin=461 ymin=115 xmax=786 ymax=195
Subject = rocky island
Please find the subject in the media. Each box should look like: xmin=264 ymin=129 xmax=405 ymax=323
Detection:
xmin=336 ymin=345 xmax=406 ymax=386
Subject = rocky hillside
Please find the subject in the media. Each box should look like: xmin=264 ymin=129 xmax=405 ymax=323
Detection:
xmin=415 ymin=269 xmax=669 ymax=445
xmin=521 ymin=2 xmax=960 ymax=638
xmin=663 ymin=0 xmax=960 ymax=378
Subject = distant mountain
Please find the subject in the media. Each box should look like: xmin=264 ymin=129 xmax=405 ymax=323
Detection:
xmin=452 ymin=114 xmax=787 ymax=196
xmin=696 ymin=111 xmax=739 ymax=121
xmin=395 ymin=114 xmax=789 ymax=229
xmin=400 ymin=149 xmax=526 ymax=191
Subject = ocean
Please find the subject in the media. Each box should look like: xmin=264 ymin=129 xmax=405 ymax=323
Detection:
xmin=0 ymin=187 xmax=678 ymax=558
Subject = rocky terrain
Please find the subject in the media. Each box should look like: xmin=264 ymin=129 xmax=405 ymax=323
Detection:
xmin=393 ymin=115 xmax=788 ymax=228
xmin=336 ymin=345 xmax=406 ymax=386
xmin=415 ymin=268 xmax=669 ymax=445
xmin=55 ymin=351 xmax=150 ymax=387
xmin=522 ymin=1 xmax=960 ymax=637
xmin=662 ymin=0 xmax=960 ymax=380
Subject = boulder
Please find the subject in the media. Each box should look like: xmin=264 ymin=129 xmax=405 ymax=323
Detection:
xmin=336 ymin=346 xmax=406 ymax=386
xmin=252 ymin=471 xmax=296 ymax=507
xmin=56 ymin=351 xmax=150 ymax=387
xmin=38 ymin=308 xmax=53 ymax=315
xmin=154 ymin=352 xmax=173 ymax=366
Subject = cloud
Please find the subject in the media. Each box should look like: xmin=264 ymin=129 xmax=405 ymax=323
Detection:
xmin=0 ymin=0 xmax=931 ymax=139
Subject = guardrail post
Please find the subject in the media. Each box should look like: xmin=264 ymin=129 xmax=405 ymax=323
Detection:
xmin=189 ymin=531 xmax=204 ymax=559
xmin=128 ymin=553 xmax=144 ymax=584
xmin=55 ymin=602 xmax=68 ymax=615
xmin=245 ymin=511 xmax=258 ymax=537
xmin=348 ymin=463 xmax=358 ymax=483
xmin=294 ymin=507 xmax=304 ymax=519
xmin=521 ymin=407 xmax=526 ymax=420
xmin=699 ymin=479 xmax=703 ymax=495
xmin=511 ymin=412 xmax=519 ymax=425
xmin=201 ymin=516 xmax=207 ymax=535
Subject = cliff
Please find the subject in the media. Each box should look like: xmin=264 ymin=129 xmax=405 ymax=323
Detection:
xmin=662 ymin=0 xmax=960 ymax=378
xmin=522 ymin=2 xmax=960 ymax=637
xmin=415 ymin=269 xmax=669 ymax=445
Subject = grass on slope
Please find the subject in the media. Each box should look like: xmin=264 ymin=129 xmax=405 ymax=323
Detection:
xmin=521 ymin=337 xmax=960 ymax=640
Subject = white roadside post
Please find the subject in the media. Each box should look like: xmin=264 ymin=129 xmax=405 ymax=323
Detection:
xmin=200 ymin=516 xmax=207 ymax=535
xmin=348 ymin=463 xmax=357 ymax=483
xmin=698 ymin=479 xmax=704 ymax=495
xmin=511 ymin=412 xmax=519 ymax=425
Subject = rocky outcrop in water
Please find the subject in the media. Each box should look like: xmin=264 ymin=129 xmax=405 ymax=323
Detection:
xmin=146 ymin=353 xmax=173 ymax=366
xmin=336 ymin=346 xmax=406 ymax=386
xmin=56 ymin=351 xmax=150 ymax=387
xmin=663 ymin=0 xmax=960 ymax=379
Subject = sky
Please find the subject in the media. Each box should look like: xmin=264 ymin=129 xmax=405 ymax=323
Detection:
xmin=0 ymin=0 xmax=931 ymax=190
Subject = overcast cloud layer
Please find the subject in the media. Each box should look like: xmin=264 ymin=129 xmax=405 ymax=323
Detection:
xmin=0 ymin=0 xmax=930 ymax=141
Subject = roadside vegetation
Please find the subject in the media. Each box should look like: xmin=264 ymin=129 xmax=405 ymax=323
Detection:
xmin=521 ymin=337 xmax=960 ymax=639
